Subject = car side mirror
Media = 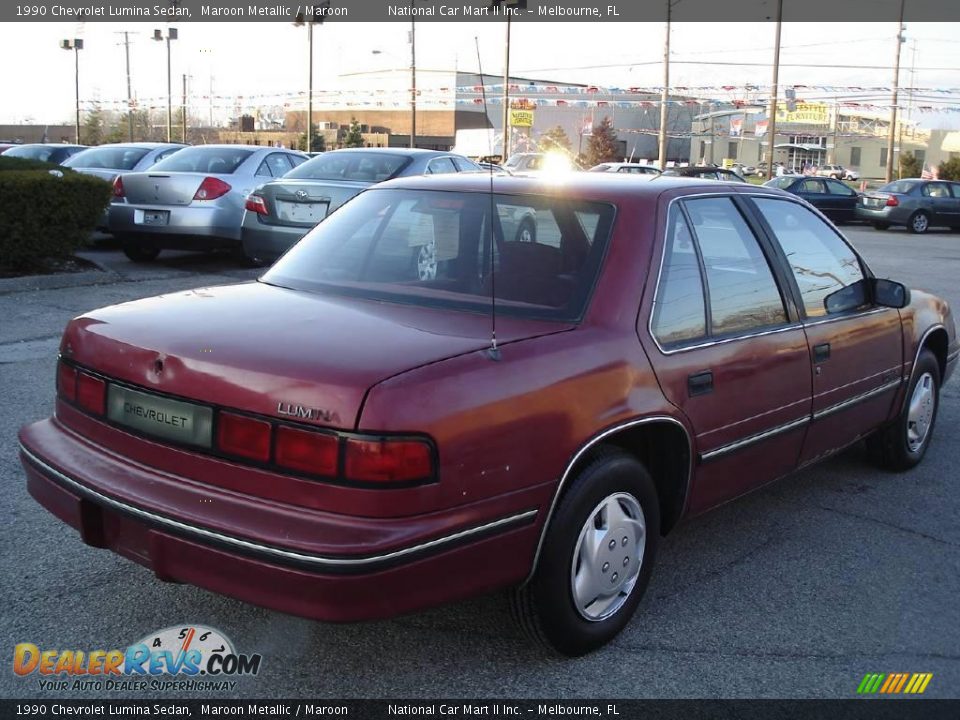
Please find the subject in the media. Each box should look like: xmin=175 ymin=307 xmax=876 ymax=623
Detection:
xmin=873 ymin=278 xmax=910 ymax=309
xmin=824 ymin=280 xmax=868 ymax=314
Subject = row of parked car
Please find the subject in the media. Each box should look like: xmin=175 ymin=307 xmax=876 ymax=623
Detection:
xmin=2 ymin=142 xmax=488 ymax=264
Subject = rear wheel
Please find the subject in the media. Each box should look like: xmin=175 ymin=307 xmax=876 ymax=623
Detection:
xmin=511 ymin=449 xmax=659 ymax=656
xmin=873 ymin=222 xmax=890 ymax=230
xmin=121 ymin=240 xmax=160 ymax=263
xmin=867 ymin=349 xmax=940 ymax=471
xmin=908 ymin=211 xmax=930 ymax=234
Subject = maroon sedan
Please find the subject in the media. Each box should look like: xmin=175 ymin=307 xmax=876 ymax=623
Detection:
xmin=19 ymin=174 xmax=958 ymax=656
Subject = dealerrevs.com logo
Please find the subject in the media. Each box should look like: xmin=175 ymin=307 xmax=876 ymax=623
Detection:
xmin=13 ymin=625 xmax=262 ymax=692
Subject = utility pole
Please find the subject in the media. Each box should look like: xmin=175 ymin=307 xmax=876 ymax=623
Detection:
xmin=115 ymin=31 xmax=135 ymax=141
xmin=831 ymin=102 xmax=839 ymax=165
xmin=708 ymin=102 xmax=715 ymax=164
xmin=657 ymin=0 xmax=671 ymax=170
xmin=765 ymin=0 xmax=783 ymax=176
xmin=886 ymin=0 xmax=905 ymax=183
xmin=501 ymin=12 xmax=512 ymax=163
xmin=153 ymin=28 xmax=177 ymax=143
xmin=409 ymin=9 xmax=417 ymax=148
xmin=181 ymin=74 xmax=188 ymax=142
xmin=60 ymin=39 xmax=83 ymax=144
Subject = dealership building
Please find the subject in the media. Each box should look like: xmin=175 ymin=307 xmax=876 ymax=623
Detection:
xmin=688 ymin=103 xmax=960 ymax=178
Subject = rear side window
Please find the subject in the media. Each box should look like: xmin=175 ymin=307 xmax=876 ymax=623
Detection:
xmin=151 ymin=147 xmax=253 ymax=174
xmin=752 ymin=197 xmax=865 ymax=318
xmin=922 ymin=183 xmax=950 ymax=198
xmin=63 ymin=146 xmax=150 ymax=170
xmin=684 ymin=197 xmax=787 ymax=336
xmin=651 ymin=208 xmax=707 ymax=346
xmin=426 ymin=157 xmax=458 ymax=175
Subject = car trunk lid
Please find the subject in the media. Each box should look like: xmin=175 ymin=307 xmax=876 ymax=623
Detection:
xmin=60 ymin=282 xmax=571 ymax=434
xmin=256 ymin=179 xmax=371 ymax=227
xmin=120 ymin=171 xmax=227 ymax=206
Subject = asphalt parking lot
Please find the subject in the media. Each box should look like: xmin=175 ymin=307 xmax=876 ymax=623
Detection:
xmin=1 ymin=227 xmax=958 ymax=700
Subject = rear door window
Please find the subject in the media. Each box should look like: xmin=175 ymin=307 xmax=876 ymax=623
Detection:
xmin=651 ymin=208 xmax=707 ymax=346
xmin=683 ymin=197 xmax=787 ymax=336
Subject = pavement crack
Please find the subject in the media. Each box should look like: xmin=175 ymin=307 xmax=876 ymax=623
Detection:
xmin=654 ymin=535 xmax=778 ymax=600
xmin=808 ymin=502 xmax=960 ymax=549
xmin=612 ymin=642 xmax=960 ymax=662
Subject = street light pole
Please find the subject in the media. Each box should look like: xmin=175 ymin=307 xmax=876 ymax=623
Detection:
xmin=885 ymin=0 xmax=905 ymax=183
xmin=60 ymin=39 xmax=83 ymax=144
xmin=766 ymin=0 xmax=783 ymax=176
xmin=501 ymin=12 xmax=512 ymax=163
xmin=657 ymin=0 xmax=671 ymax=170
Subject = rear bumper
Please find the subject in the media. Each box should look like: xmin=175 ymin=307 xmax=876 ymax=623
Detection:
xmin=240 ymin=219 xmax=309 ymax=262
xmin=855 ymin=204 xmax=913 ymax=225
xmin=108 ymin=203 xmax=243 ymax=245
xmin=19 ymin=419 xmax=541 ymax=621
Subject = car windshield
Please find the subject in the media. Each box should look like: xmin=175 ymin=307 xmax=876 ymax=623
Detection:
xmin=3 ymin=145 xmax=56 ymax=161
xmin=880 ymin=180 xmax=917 ymax=194
xmin=63 ymin=146 xmax=151 ymax=170
xmin=150 ymin=147 xmax=253 ymax=174
xmin=261 ymin=188 xmax=615 ymax=322
xmin=284 ymin=152 xmax=411 ymax=182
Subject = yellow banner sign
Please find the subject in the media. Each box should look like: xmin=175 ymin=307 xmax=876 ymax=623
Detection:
xmin=510 ymin=109 xmax=534 ymax=127
xmin=776 ymin=102 xmax=829 ymax=125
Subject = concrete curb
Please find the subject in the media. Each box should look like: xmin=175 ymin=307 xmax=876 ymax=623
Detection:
xmin=0 ymin=255 xmax=120 ymax=295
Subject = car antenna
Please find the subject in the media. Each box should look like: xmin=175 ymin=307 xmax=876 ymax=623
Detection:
xmin=475 ymin=36 xmax=500 ymax=361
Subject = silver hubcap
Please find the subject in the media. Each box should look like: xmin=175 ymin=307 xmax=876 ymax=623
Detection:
xmin=417 ymin=240 xmax=437 ymax=281
xmin=570 ymin=492 xmax=645 ymax=622
xmin=913 ymin=214 xmax=928 ymax=232
xmin=906 ymin=372 xmax=935 ymax=452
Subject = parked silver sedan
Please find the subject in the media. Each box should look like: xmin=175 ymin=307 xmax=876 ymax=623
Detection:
xmin=241 ymin=148 xmax=482 ymax=263
xmin=63 ymin=142 xmax=186 ymax=231
xmin=109 ymin=145 xmax=307 ymax=262
xmin=856 ymin=179 xmax=960 ymax=234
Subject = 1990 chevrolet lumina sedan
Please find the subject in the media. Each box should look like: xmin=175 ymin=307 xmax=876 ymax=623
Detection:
xmin=19 ymin=174 xmax=959 ymax=656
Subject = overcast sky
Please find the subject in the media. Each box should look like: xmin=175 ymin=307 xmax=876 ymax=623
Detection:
xmin=2 ymin=21 xmax=959 ymax=129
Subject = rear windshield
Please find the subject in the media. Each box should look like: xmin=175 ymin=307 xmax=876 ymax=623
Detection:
xmin=284 ymin=152 xmax=411 ymax=182
xmin=150 ymin=147 xmax=253 ymax=174
xmin=879 ymin=180 xmax=918 ymax=194
xmin=3 ymin=146 xmax=57 ymax=161
xmin=261 ymin=188 xmax=615 ymax=322
xmin=63 ymin=146 xmax=151 ymax=170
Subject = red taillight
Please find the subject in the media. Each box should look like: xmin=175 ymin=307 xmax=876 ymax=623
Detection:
xmin=886 ymin=196 xmax=899 ymax=207
xmin=112 ymin=176 xmax=125 ymax=198
xmin=217 ymin=412 xmax=272 ymax=463
xmin=344 ymin=438 xmax=433 ymax=483
xmin=274 ymin=426 xmax=338 ymax=476
xmin=57 ymin=361 xmax=77 ymax=401
xmin=76 ymin=372 xmax=106 ymax=416
xmin=244 ymin=194 xmax=268 ymax=215
xmin=193 ymin=176 xmax=231 ymax=201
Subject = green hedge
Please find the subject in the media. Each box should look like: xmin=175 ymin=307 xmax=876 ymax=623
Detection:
xmin=0 ymin=170 xmax=112 ymax=271
xmin=0 ymin=155 xmax=68 ymax=173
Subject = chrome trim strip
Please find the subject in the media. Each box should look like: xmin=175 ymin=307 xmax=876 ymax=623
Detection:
xmin=522 ymin=415 xmax=692 ymax=586
xmin=699 ymin=416 xmax=809 ymax=462
xmin=812 ymin=378 xmax=902 ymax=421
xmin=802 ymin=307 xmax=890 ymax=328
xmin=20 ymin=444 xmax=537 ymax=571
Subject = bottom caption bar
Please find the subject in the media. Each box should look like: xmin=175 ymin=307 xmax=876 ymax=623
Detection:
xmin=3 ymin=700 xmax=960 ymax=719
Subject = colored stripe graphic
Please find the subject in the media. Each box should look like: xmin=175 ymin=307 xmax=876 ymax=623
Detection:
xmin=857 ymin=672 xmax=932 ymax=694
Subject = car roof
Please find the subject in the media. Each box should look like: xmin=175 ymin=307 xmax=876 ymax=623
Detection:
xmin=376 ymin=172 xmax=770 ymax=202
xmin=323 ymin=147 xmax=461 ymax=157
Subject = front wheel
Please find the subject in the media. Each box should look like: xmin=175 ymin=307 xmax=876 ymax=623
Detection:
xmin=867 ymin=349 xmax=940 ymax=471
xmin=908 ymin=211 xmax=930 ymax=234
xmin=511 ymin=449 xmax=659 ymax=656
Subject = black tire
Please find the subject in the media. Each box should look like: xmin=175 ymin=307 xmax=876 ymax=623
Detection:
xmin=232 ymin=245 xmax=265 ymax=268
xmin=907 ymin=211 xmax=930 ymax=235
xmin=873 ymin=222 xmax=890 ymax=231
xmin=514 ymin=217 xmax=537 ymax=244
xmin=121 ymin=241 xmax=160 ymax=263
xmin=866 ymin=349 xmax=940 ymax=471
xmin=511 ymin=448 xmax=660 ymax=656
